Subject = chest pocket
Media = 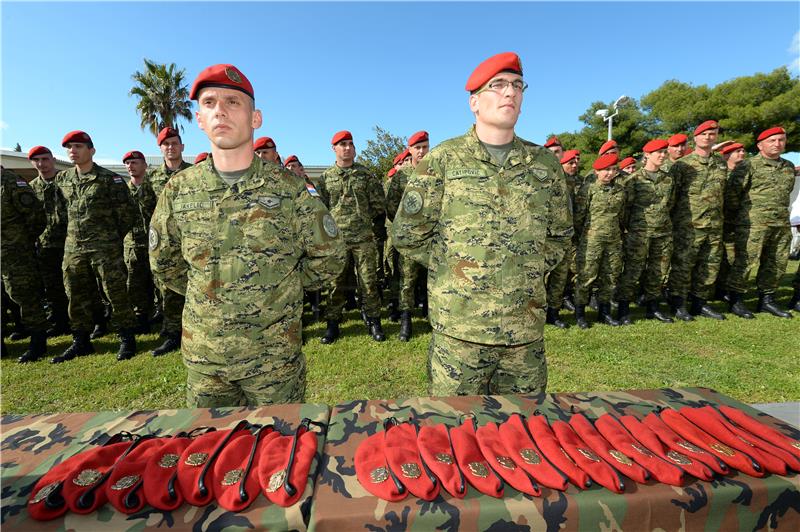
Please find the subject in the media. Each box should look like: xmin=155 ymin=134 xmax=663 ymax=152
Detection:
xmin=174 ymin=199 xmax=215 ymax=266
xmin=239 ymin=196 xmax=293 ymax=252
xmin=444 ymin=172 xmax=493 ymax=217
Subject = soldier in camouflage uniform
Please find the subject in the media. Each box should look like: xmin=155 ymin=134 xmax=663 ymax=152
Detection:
xmin=51 ymin=131 xmax=139 ymax=363
xmin=667 ymin=120 xmax=727 ymax=321
xmin=27 ymin=146 xmax=70 ymax=337
xmin=574 ymin=153 xmax=626 ymax=329
xmin=392 ymin=52 xmax=573 ymax=396
xmin=544 ymin=135 xmax=563 ymax=160
xmin=122 ymin=151 xmax=158 ymax=332
xmin=662 ymin=133 xmax=688 ymax=173
xmin=383 ymin=151 xmax=410 ymax=322
xmin=149 ymin=64 xmax=346 ymax=407
xmin=725 ymin=127 xmax=795 ymax=319
xmin=716 ymin=142 xmax=748 ymax=302
xmin=148 ymin=127 xmax=192 ymax=356
xmin=318 ymin=130 xmax=387 ymax=343
xmin=616 ymin=139 xmax=675 ymax=325
xmin=1 ymin=167 xmax=50 ymax=362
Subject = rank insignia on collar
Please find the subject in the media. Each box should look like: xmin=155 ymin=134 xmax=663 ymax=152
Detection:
xmin=519 ymin=448 xmax=541 ymax=464
xmin=266 ymin=469 xmax=286 ymax=492
xmin=111 ymin=475 xmax=140 ymax=491
xmin=222 ymin=469 xmax=244 ymax=486
xmin=30 ymin=482 xmax=60 ymax=504
xmin=369 ymin=466 xmax=389 ymax=483
xmin=73 ymin=468 xmax=102 ymax=486
xmin=158 ymin=453 xmax=179 ymax=468
xmin=400 ymin=462 xmax=421 ymax=479
xmin=468 ymin=462 xmax=488 ymax=478
xmin=495 ymin=456 xmax=516 ymax=470
xmin=185 ymin=452 xmax=209 ymax=466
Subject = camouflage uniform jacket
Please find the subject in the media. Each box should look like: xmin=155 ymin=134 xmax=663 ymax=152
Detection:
xmin=391 ymin=125 xmax=573 ymax=345
xmin=55 ymin=163 xmax=137 ymax=253
xmin=125 ymin=179 xmax=158 ymax=249
xmin=669 ymin=152 xmax=727 ymax=231
xmin=30 ymin=175 xmax=67 ymax=249
xmin=317 ymin=162 xmax=386 ymax=245
xmin=575 ymin=178 xmax=627 ymax=242
xmin=1 ymin=169 xmax=45 ymax=253
xmin=725 ymin=154 xmax=795 ymax=228
xmin=624 ymin=167 xmax=675 ymax=237
xmin=148 ymin=156 xmax=346 ymax=380
xmin=148 ymin=160 xmax=193 ymax=198
xmin=385 ymin=165 xmax=412 ymax=221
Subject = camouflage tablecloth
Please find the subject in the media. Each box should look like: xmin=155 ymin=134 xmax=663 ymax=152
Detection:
xmin=311 ymin=388 xmax=799 ymax=531
xmin=1 ymin=403 xmax=329 ymax=531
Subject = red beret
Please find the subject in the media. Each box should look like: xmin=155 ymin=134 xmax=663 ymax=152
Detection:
xmin=400 ymin=148 xmax=411 ymax=160
xmin=122 ymin=150 xmax=145 ymax=163
xmin=757 ymin=126 xmax=785 ymax=142
xmin=668 ymin=133 xmax=688 ymax=146
xmin=331 ymin=130 xmax=353 ymax=145
xmin=593 ymin=153 xmax=619 ymax=170
xmin=190 ymin=64 xmax=254 ymax=100
xmin=194 ymin=152 xmax=208 ymax=164
xmin=253 ymin=136 xmax=276 ymax=151
xmin=387 ymin=168 xmax=397 ymax=178
xmin=61 ymin=130 xmax=92 ymax=147
xmin=693 ymin=120 xmax=719 ymax=136
xmin=392 ymin=152 xmax=404 ymax=165
xmin=284 ymin=154 xmax=300 ymax=166
xmin=27 ymin=146 xmax=52 ymax=159
xmin=157 ymin=127 xmax=180 ymax=146
xmin=465 ymin=52 xmax=523 ymax=92
xmin=408 ymin=130 xmax=429 ymax=147
xmin=598 ymin=140 xmax=617 ymax=155
xmin=720 ymin=142 xmax=745 ymax=155
xmin=643 ymin=139 xmax=669 ymax=153
xmin=618 ymin=156 xmax=636 ymax=169
xmin=544 ymin=136 xmax=561 ymax=148
xmin=560 ymin=149 xmax=579 ymax=164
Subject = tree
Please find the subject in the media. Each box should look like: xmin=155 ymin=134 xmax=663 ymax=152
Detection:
xmin=129 ymin=59 xmax=193 ymax=137
xmin=356 ymin=126 xmax=407 ymax=179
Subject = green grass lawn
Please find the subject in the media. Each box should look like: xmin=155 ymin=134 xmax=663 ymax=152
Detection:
xmin=2 ymin=275 xmax=798 ymax=414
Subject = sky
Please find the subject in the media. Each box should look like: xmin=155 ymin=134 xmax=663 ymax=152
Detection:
xmin=2 ymin=1 xmax=799 ymax=167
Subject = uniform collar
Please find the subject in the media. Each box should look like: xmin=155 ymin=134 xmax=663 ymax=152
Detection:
xmin=203 ymin=155 xmax=265 ymax=193
xmin=756 ymin=153 xmax=782 ymax=166
xmin=465 ymin=125 xmax=527 ymax=168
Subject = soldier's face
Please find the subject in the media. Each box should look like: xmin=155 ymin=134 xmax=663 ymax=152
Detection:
xmin=561 ymin=159 xmax=578 ymax=176
xmin=286 ymin=161 xmax=306 ymax=177
xmin=597 ymin=166 xmax=617 ymax=184
xmin=621 ymin=165 xmax=635 ymax=174
xmin=255 ymin=147 xmax=279 ymax=163
xmin=667 ymin=144 xmax=686 ymax=160
xmin=757 ymin=134 xmax=786 ymax=159
xmin=410 ymin=141 xmax=429 ymax=167
xmin=725 ymin=148 xmax=746 ymax=166
xmin=125 ymin=158 xmax=147 ymax=179
xmin=65 ymin=143 xmax=94 ymax=166
xmin=646 ymin=149 xmax=667 ymax=168
xmin=30 ymin=154 xmax=56 ymax=178
xmin=694 ymin=129 xmax=718 ymax=150
xmin=196 ymin=87 xmax=262 ymax=151
xmin=160 ymin=136 xmax=184 ymax=161
xmin=333 ymin=140 xmax=356 ymax=166
xmin=547 ymin=145 xmax=563 ymax=159
xmin=469 ymin=73 xmax=524 ymax=130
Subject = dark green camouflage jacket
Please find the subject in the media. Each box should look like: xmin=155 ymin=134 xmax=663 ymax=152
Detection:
xmin=623 ymin=167 xmax=675 ymax=237
xmin=725 ymin=154 xmax=795 ymax=227
xmin=669 ymin=152 xmax=727 ymax=231
xmin=317 ymin=162 xmax=386 ymax=245
xmin=30 ymin=175 xmax=67 ymax=249
xmin=147 ymin=160 xmax=193 ymax=198
xmin=125 ymin=178 xmax=158 ymax=249
xmin=1 ymin=169 xmax=45 ymax=253
xmin=575 ymin=178 xmax=628 ymax=242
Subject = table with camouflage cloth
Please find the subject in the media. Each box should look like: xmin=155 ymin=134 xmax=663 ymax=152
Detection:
xmin=1 ymin=403 xmax=329 ymax=531
xmin=311 ymin=388 xmax=799 ymax=531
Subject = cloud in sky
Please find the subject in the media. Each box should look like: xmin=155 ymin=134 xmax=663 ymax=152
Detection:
xmin=790 ymin=30 xmax=800 ymax=72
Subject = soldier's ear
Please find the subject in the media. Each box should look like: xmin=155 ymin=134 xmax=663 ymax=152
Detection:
xmin=90 ymin=147 xmax=96 ymax=157
xmin=469 ymin=93 xmax=480 ymax=115
xmin=252 ymin=109 xmax=263 ymax=130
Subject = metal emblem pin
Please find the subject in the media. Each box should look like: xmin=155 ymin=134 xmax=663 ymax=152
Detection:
xmin=710 ymin=443 xmax=735 ymax=456
xmin=609 ymin=450 xmax=633 ymax=466
xmin=578 ymin=448 xmax=600 ymax=462
xmin=222 ymin=469 xmax=244 ymax=486
xmin=185 ymin=452 xmax=209 ymax=466
xmin=737 ymin=436 xmax=755 ymax=447
xmin=666 ymin=450 xmax=692 ymax=465
xmin=369 ymin=467 xmax=389 ymax=484
xmin=158 ymin=453 xmax=179 ymax=468
xmin=519 ymin=448 xmax=541 ymax=465
xmin=468 ymin=462 xmax=488 ymax=478
xmin=266 ymin=469 xmax=286 ymax=493
xmin=792 ymin=442 xmax=800 ymax=450
xmin=111 ymin=475 xmax=140 ymax=491
xmin=225 ymin=67 xmax=242 ymax=84
xmin=30 ymin=482 xmax=60 ymax=504
xmin=73 ymin=469 xmax=102 ymax=487
xmin=400 ymin=463 xmax=421 ymax=479
xmin=434 ymin=453 xmax=454 ymax=464
xmin=496 ymin=456 xmax=516 ymax=470
xmin=677 ymin=441 xmax=706 ymax=454
xmin=631 ymin=443 xmax=654 ymax=457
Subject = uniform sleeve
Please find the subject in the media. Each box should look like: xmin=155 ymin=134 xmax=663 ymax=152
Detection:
xmin=390 ymin=152 xmax=444 ymax=268
xmin=149 ymin=181 xmax=188 ymax=295
xmin=668 ymin=162 xmax=685 ymax=220
xmin=573 ymin=182 xmax=590 ymax=238
xmin=543 ymin=166 xmax=574 ymax=272
xmin=724 ymin=160 xmax=748 ymax=223
xmin=110 ymin=177 xmax=138 ymax=240
xmin=317 ymin=172 xmax=330 ymax=208
xmin=385 ymin=170 xmax=403 ymax=221
xmin=18 ymin=183 xmax=46 ymax=240
xmin=293 ymin=182 xmax=347 ymax=290
xmin=141 ymin=181 xmax=158 ymax=226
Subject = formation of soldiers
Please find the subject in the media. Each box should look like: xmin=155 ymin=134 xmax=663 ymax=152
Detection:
xmin=2 ymin=53 xmax=799 ymax=407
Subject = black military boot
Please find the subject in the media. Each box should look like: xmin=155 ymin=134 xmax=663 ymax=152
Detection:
xmin=546 ymin=307 xmax=569 ymax=329
xmin=18 ymin=331 xmax=48 ymax=363
xmin=152 ymin=333 xmax=181 ymax=357
xmin=387 ymin=299 xmax=401 ymax=322
xmin=645 ymin=300 xmax=673 ymax=323
xmin=51 ymin=331 xmax=94 ymax=363
xmin=757 ymin=293 xmax=792 ymax=318
xmin=789 ymin=288 xmax=800 ymax=312
xmin=90 ymin=320 xmax=108 ymax=339
xmin=562 ymin=295 xmax=575 ymax=312
xmin=398 ymin=311 xmax=413 ymax=341
xmin=575 ymin=305 xmax=590 ymax=330
xmin=690 ymin=296 xmax=725 ymax=320
xmin=616 ymin=301 xmax=632 ymax=326
xmin=369 ymin=318 xmax=386 ymax=342
xmin=116 ymin=330 xmax=137 ymax=361
xmin=598 ymin=302 xmax=621 ymax=326
xmin=320 ymin=320 xmax=340 ymax=344
xmin=670 ymin=296 xmax=694 ymax=322
xmin=728 ymin=291 xmax=754 ymax=319
xmin=360 ymin=308 xmax=369 ymax=328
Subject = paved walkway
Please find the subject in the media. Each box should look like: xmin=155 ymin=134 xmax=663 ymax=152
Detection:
xmin=750 ymin=402 xmax=799 ymax=428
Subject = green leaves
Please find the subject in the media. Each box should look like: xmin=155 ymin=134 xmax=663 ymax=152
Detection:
xmin=129 ymin=58 xmax=193 ymax=138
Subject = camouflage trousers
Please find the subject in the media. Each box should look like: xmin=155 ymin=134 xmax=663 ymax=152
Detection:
xmin=716 ymin=225 xmax=736 ymax=298
xmin=185 ymin=350 xmax=306 ymax=407
xmin=325 ymin=240 xmax=381 ymax=320
xmin=63 ymin=249 xmax=136 ymax=332
xmin=36 ymin=246 xmax=69 ymax=327
xmin=1 ymin=246 xmax=48 ymax=331
xmin=385 ymin=244 xmax=400 ymax=300
xmin=399 ymin=255 xmax=425 ymax=312
xmin=617 ymin=232 xmax=672 ymax=301
xmin=546 ymin=244 xmax=576 ymax=310
xmin=428 ymin=331 xmax=547 ymax=396
xmin=156 ymin=280 xmax=185 ymax=336
xmin=124 ymin=245 xmax=154 ymax=319
xmin=668 ymin=226 xmax=722 ymax=300
xmin=574 ymin=237 xmax=622 ymax=306
xmin=726 ymin=225 xmax=791 ymax=295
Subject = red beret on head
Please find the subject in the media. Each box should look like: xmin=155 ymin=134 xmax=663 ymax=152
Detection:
xmin=387 ymin=167 xmax=397 ymax=178
xmin=400 ymin=148 xmax=411 ymax=160
xmin=190 ymin=64 xmax=254 ymax=100
xmin=408 ymin=130 xmax=429 ymax=147
xmin=721 ymin=142 xmax=744 ymax=155
xmin=61 ymin=130 xmax=92 ymax=147
xmin=757 ymin=126 xmax=785 ymax=142
xmin=284 ymin=154 xmax=300 ymax=166
xmin=27 ymin=146 xmax=52 ymax=159
xmin=643 ymin=139 xmax=669 ymax=153
xmin=194 ymin=152 xmax=208 ymax=164
xmin=331 ymin=130 xmax=353 ymax=145
xmin=544 ymin=136 xmax=561 ymax=148
xmin=668 ymin=133 xmax=688 ymax=146
xmin=618 ymin=156 xmax=636 ymax=169
xmin=598 ymin=140 xmax=617 ymax=155
xmin=560 ymin=149 xmax=579 ymax=164
xmin=392 ymin=152 xmax=404 ymax=165
xmin=253 ymin=136 xmax=276 ymax=151
xmin=693 ymin=120 xmax=719 ymax=136
xmin=157 ymin=127 xmax=180 ymax=146
xmin=465 ymin=52 xmax=523 ymax=92
xmin=593 ymin=153 xmax=619 ymax=170
xmin=122 ymin=150 xmax=145 ymax=163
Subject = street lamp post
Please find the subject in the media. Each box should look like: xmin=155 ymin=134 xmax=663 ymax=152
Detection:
xmin=595 ymin=95 xmax=630 ymax=141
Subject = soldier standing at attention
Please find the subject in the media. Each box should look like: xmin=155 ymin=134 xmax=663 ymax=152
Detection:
xmin=667 ymin=120 xmax=727 ymax=321
xmin=52 ymin=131 xmax=139 ymax=363
xmin=717 ymin=142 xmax=748 ymax=302
xmin=392 ymin=52 xmax=573 ymax=396
xmin=28 ymin=146 xmax=70 ymax=337
xmin=663 ymin=133 xmax=688 ymax=172
xmin=148 ymin=127 xmax=191 ymax=357
xmin=383 ymin=149 xmax=411 ymax=323
xmin=725 ymin=127 xmax=795 ymax=318
xmin=318 ymin=131 xmax=387 ymax=343
xmin=149 ymin=64 xmax=345 ymax=407
xmin=254 ymin=136 xmax=280 ymax=165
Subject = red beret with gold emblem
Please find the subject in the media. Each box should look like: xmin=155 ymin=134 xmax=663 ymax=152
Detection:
xmin=694 ymin=120 xmax=719 ymax=136
xmin=465 ymin=52 xmax=523 ymax=92
xmin=560 ymin=149 xmax=579 ymax=164
xmin=757 ymin=126 xmax=785 ymax=142
xmin=721 ymin=142 xmax=745 ymax=155
xmin=618 ymin=156 xmax=636 ymax=169
xmin=122 ymin=150 xmax=145 ymax=163
xmin=408 ymin=130 xmax=429 ymax=147
xmin=157 ymin=127 xmax=180 ymax=146
xmin=27 ymin=146 xmax=52 ymax=159
xmin=194 ymin=152 xmax=208 ymax=164
xmin=190 ymin=64 xmax=254 ymax=100
xmin=643 ymin=139 xmax=668 ymax=153
xmin=598 ymin=140 xmax=617 ymax=155
xmin=593 ymin=153 xmax=619 ymax=170
xmin=61 ymin=130 xmax=93 ymax=147
xmin=544 ymin=136 xmax=561 ymax=148
xmin=668 ymin=133 xmax=688 ymax=146
xmin=253 ymin=137 xmax=276 ymax=151
xmin=331 ymin=130 xmax=353 ymax=145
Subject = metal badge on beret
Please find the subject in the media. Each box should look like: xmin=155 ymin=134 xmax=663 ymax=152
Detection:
xmin=435 ymin=452 xmax=454 ymax=465
xmin=468 ymin=462 xmax=488 ymax=478
xmin=710 ymin=443 xmax=735 ymax=457
xmin=111 ymin=475 xmax=140 ymax=491
xmin=495 ymin=456 xmax=516 ymax=470
xmin=158 ymin=453 xmax=179 ymax=468
xmin=185 ymin=452 xmax=209 ymax=466
xmin=222 ymin=469 xmax=244 ymax=486
xmin=369 ymin=466 xmax=389 ymax=483
xmin=225 ymin=67 xmax=242 ymax=83
xmin=519 ymin=448 xmax=541 ymax=464
xmin=677 ymin=441 xmax=706 ymax=454
xmin=266 ymin=469 xmax=286 ymax=492
xmin=73 ymin=468 xmax=102 ymax=486
xmin=792 ymin=442 xmax=800 ymax=450
xmin=666 ymin=450 xmax=692 ymax=465
xmin=736 ymin=435 xmax=755 ymax=447
xmin=400 ymin=463 xmax=421 ymax=479
xmin=578 ymin=448 xmax=600 ymax=462
xmin=609 ymin=450 xmax=633 ymax=466
xmin=631 ymin=443 xmax=654 ymax=457
xmin=30 ymin=482 xmax=60 ymax=504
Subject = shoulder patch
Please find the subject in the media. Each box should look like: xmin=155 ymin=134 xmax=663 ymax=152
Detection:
xmin=305 ymin=182 xmax=320 ymax=197
xmin=113 ymin=176 xmax=125 ymax=184
xmin=148 ymin=227 xmax=160 ymax=251
xmin=322 ymin=213 xmax=338 ymax=237
xmin=16 ymin=179 xmax=29 ymax=187
xmin=403 ymin=190 xmax=423 ymax=215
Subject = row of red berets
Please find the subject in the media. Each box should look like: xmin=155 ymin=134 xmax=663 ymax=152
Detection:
xmin=356 ymin=405 xmax=800 ymax=500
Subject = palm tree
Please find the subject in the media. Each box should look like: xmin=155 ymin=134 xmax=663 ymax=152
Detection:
xmin=129 ymin=59 xmax=193 ymax=137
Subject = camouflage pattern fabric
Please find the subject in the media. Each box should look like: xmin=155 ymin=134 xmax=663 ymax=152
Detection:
xmin=125 ymin=179 xmax=158 ymax=318
xmin=324 ymin=242 xmax=381 ymax=320
xmin=387 ymin=166 xmax=427 ymax=312
xmin=147 ymin=160 xmax=193 ymax=198
xmin=149 ymin=156 xmax=346 ymax=404
xmin=726 ymin=225 xmax=791 ymax=295
xmin=618 ymin=233 xmax=672 ymax=301
xmin=546 ymin=173 xmax=579 ymax=309
xmin=1 ymin=403 xmax=329 ymax=530
xmin=311 ymin=387 xmax=800 ymax=531
xmin=29 ymin=176 xmax=68 ymax=248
